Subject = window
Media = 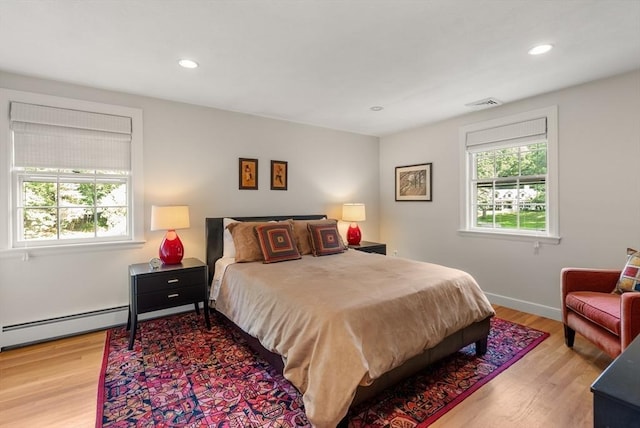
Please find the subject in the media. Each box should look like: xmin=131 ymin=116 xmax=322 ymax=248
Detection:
xmin=16 ymin=168 xmax=129 ymax=242
xmin=459 ymin=106 xmax=559 ymax=243
xmin=0 ymin=90 xmax=144 ymax=249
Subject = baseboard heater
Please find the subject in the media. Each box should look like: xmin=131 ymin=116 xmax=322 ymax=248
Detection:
xmin=1 ymin=306 xmax=128 ymax=351
xmin=3 ymin=306 xmax=128 ymax=332
xmin=1 ymin=303 xmax=198 ymax=351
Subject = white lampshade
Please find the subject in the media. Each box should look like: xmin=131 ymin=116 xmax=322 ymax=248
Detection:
xmin=150 ymin=205 xmax=190 ymax=231
xmin=342 ymin=203 xmax=366 ymax=222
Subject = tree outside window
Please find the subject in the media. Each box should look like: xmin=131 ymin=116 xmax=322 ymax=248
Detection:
xmin=18 ymin=169 xmax=128 ymax=242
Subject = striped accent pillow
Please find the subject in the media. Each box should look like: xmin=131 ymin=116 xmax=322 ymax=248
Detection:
xmin=255 ymin=223 xmax=301 ymax=263
xmin=307 ymin=223 xmax=345 ymax=256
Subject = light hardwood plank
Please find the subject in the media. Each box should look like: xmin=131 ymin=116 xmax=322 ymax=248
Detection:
xmin=0 ymin=331 xmax=105 ymax=428
xmin=0 ymin=306 xmax=612 ymax=427
xmin=432 ymin=306 xmax=612 ymax=428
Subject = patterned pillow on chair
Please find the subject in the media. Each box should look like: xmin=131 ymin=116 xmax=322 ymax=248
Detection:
xmin=615 ymin=248 xmax=640 ymax=293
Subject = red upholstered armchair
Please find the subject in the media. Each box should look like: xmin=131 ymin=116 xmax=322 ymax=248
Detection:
xmin=561 ymin=268 xmax=640 ymax=358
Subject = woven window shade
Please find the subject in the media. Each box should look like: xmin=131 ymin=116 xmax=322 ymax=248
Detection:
xmin=10 ymin=102 xmax=132 ymax=171
xmin=466 ymin=117 xmax=547 ymax=148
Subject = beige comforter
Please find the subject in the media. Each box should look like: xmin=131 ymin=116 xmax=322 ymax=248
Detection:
xmin=214 ymin=250 xmax=495 ymax=427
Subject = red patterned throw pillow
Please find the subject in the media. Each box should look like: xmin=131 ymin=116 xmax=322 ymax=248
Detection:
xmin=307 ymin=223 xmax=345 ymax=256
xmin=255 ymin=223 xmax=301 ymax=263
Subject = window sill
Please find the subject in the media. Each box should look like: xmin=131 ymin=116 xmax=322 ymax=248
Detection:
xmin=458 ymin=229 xmax=561 ymax=245
xmin=0 ymin=239 xmax=146 ymax=259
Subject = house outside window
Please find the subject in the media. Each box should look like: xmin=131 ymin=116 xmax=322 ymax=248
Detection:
xmin=0 ymin=89 xmax=144 ymax=250
xmin=459 ymin=106 xmax=560 ymax=244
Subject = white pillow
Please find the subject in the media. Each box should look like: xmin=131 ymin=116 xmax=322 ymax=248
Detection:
xmin=222 ymin=217 xmax=239 ymax=258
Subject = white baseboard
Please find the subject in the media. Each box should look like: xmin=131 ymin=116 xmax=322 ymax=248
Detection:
xmin=485 ymin=292 xmax=561 ymax=321
xmin=0 ymin=304 xmax=201 ymax=350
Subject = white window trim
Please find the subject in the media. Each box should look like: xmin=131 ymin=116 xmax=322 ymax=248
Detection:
xmin=458 ymin=105 xmax=560 ymax=244
xmin=0 ymin=89 xmax=145 ymax=255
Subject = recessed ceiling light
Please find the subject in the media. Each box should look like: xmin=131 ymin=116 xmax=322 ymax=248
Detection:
xmin=528 ymin=44 xmax=553 ymax=55
xmin=370 ymin=106 xmax=384 ymax=111
xmin=178 ymin=59 xmax=199 ymax=69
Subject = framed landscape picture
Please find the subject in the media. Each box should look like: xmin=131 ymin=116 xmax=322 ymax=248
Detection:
xmin=239 ymin=158 xmax=258 ymax=190
xmin=395 ymin=163 xmax=432 ymax=201
xmin=270 ymin=160 xmax=288 ymax=190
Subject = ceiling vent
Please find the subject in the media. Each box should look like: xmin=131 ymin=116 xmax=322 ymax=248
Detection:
xmin=465 ymin=97 xmax=503 ymax=109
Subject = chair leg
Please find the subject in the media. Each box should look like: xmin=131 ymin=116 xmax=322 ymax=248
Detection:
xmin=564 ymin=324 xmax=575 ymax=348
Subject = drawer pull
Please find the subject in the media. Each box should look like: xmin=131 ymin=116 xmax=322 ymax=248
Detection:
xmin=168 ymin=293 xmax=179 ymax=298
xmin=167 ymin=279 xmax=179 ymax=284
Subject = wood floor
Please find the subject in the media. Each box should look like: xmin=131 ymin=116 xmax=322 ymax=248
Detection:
xmin=0 ymin=305 xmax=612 ymax=428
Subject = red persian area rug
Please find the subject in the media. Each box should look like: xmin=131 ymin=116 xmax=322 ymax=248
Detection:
xmin=97 ymin=312 xmax=548 ymax=427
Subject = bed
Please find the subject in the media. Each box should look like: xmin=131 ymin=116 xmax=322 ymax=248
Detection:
xmin=205 ymin=215 xmax=495 ymax=427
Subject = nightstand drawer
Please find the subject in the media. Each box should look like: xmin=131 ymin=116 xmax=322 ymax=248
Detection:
xmin=137 ymin=284 xmax=204 ymax=312
xmin=136 ymin=269 xmax=204 ymax=294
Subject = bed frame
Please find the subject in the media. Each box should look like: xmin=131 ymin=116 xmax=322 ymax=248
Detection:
xmin=205 ymin=215 xmax=491 ymax=422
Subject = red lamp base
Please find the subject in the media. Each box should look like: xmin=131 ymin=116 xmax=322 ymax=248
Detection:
xmin=159 ymin=230 xmax=184 ymax=265
xmin=346 ymin=223 xmax=362 ymax=246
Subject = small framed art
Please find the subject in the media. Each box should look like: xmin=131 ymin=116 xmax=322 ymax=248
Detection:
xmin=271 ymin=160 xmax=288 ymax=190
xmin=239 ymin=158 xmax=258 ymax=190
xmin=395 ymin=163 xmax=432 ymax=201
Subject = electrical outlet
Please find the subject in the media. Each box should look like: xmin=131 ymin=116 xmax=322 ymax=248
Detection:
xmin=393 ymin=249 xmax=398 ymax=256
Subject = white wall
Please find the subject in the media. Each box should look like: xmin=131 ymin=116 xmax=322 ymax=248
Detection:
xmin=2 ymin=69 xmax=638 ymax=348
xmin=0 ymin=71 xmax=380 ymax=348
xmin=379 ymin=70 xmax=640 ymax=320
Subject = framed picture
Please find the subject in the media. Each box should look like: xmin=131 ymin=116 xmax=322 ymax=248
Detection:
xmin=239 ymin=158 xmax=258 ymax=190
xmin=395 ymin=163 xmax=432 ymax=201
xmin=270 ymin=160 xmax=288 ymax=190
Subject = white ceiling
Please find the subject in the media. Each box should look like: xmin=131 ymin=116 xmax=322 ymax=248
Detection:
xmin=1 ymin=0 xmax=639 ymax=137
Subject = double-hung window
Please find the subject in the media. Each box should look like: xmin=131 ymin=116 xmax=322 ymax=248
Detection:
xmin=1 ymin=90 xmax=144 ymax=249
xmin=459 ymin=106 xmax=559 ymax=243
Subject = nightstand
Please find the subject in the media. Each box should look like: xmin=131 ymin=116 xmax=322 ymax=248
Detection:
xmin=349 ymin=240 xmax=386 ymax=255
xmin=127 ymin=257 xmax=210 ymax=350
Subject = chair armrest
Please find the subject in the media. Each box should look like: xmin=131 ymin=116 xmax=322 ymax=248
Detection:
xmin=561 ymin=268 xmax=621 ymax=297
xmin=621 ymin=292 xmax=640 ymax=350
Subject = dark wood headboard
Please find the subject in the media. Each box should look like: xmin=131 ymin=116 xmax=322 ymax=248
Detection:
xmin=205 ymin=215 xmax=326 ymax=284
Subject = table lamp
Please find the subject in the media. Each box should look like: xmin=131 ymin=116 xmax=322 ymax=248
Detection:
xmin=342 ymin=203 xmax=366 ymax=246
xmin=150 ymin=205 xmax=190 ymax=264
